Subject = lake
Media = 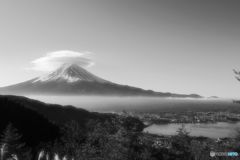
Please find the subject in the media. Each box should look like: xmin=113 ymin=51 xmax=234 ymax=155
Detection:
xmin=144 ymin=122 xmax=240 ymax=138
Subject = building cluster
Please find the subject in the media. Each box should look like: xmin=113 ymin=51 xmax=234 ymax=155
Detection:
xmin=117 ymin=111 xmax=240 ymax=124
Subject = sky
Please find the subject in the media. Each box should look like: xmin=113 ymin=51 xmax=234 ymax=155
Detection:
xmin=0 ymin=0 xmax=240 ymax=98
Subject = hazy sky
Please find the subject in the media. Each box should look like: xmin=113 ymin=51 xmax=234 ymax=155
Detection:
xmin=0 ymin=0 xmax=240 ymax=98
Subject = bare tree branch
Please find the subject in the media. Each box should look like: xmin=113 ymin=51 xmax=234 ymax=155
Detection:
xmin=233 ymin=69 xmax=240 ymax=81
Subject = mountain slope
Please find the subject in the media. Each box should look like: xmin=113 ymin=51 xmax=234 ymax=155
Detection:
xmin=0 ymin=95 xmax=60 ymax=147
xmin=0 ymin=95 xmax=114 ymax=126
xmin=0 ymin=95 xmax=144 ymax=132
xmin=0 ymin=95 xmax=144 ymax=148
xmin=0 ymin=64 xmax=201 ymax=98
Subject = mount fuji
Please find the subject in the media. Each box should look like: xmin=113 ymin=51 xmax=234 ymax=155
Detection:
xmin=0 ymin=63 xmax=201 ymax=98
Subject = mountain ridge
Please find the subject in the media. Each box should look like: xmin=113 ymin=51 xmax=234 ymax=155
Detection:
xmin=0 ymin=64 xmax=201 ymax=98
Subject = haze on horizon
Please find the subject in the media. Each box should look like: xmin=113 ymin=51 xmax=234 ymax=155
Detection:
xmin=0 ymin=0 xmax=240 ymax=98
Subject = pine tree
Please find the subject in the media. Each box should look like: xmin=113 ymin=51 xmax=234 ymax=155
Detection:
xmin=0 ymin=123 xmax=30 ymax=160
xmin=171 ymin=124 xmax=192 ymax=160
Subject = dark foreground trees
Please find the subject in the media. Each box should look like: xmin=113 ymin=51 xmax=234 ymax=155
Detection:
xmin=2 ymin=118 xmax=240 ymax=160
xmin=0 ymin=123 xmax=31 ymax=160
xmin=58 ymin=120 xmax=154 ymax=160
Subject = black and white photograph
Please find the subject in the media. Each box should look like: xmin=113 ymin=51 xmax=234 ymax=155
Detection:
xmin=0 ymin=0 xmax=240 ymax=159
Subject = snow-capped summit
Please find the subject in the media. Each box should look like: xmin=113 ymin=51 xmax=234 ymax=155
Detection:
xmin=33 ymin=63 xmax=108 ymax=83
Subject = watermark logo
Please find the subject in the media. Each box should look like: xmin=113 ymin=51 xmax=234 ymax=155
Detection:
xmin=210 ymin=151 xmax=238 ymax=157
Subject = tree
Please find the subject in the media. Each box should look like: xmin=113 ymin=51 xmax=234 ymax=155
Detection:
xmin=60 ymin=121 xmax=85 ymax=158
xmin=171 ymin=125 xmax=192 ymax=160
xmin=58 ymin=119 xmax=152 ymax=160
xmin=233 ymin=69 xmax=240 ymax=81
xmin=77 ymin=121 xmax=128 ymax=160
xmin=0 ymin=123 xmax=31 ymax=160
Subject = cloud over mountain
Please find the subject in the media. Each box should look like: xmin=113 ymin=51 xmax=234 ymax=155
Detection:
xmin=31 ymin=50 xmax=94 ymax=72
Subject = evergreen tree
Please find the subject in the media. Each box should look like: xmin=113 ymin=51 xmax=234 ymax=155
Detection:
xmin=171 ymin=124 xmax=192 ymax=160
xmin=0 ymin=123 xmax=31 ymax=160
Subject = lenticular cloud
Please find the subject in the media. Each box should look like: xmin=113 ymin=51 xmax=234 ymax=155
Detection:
xmin=31 ymin=50 xmax=94 ymax=72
